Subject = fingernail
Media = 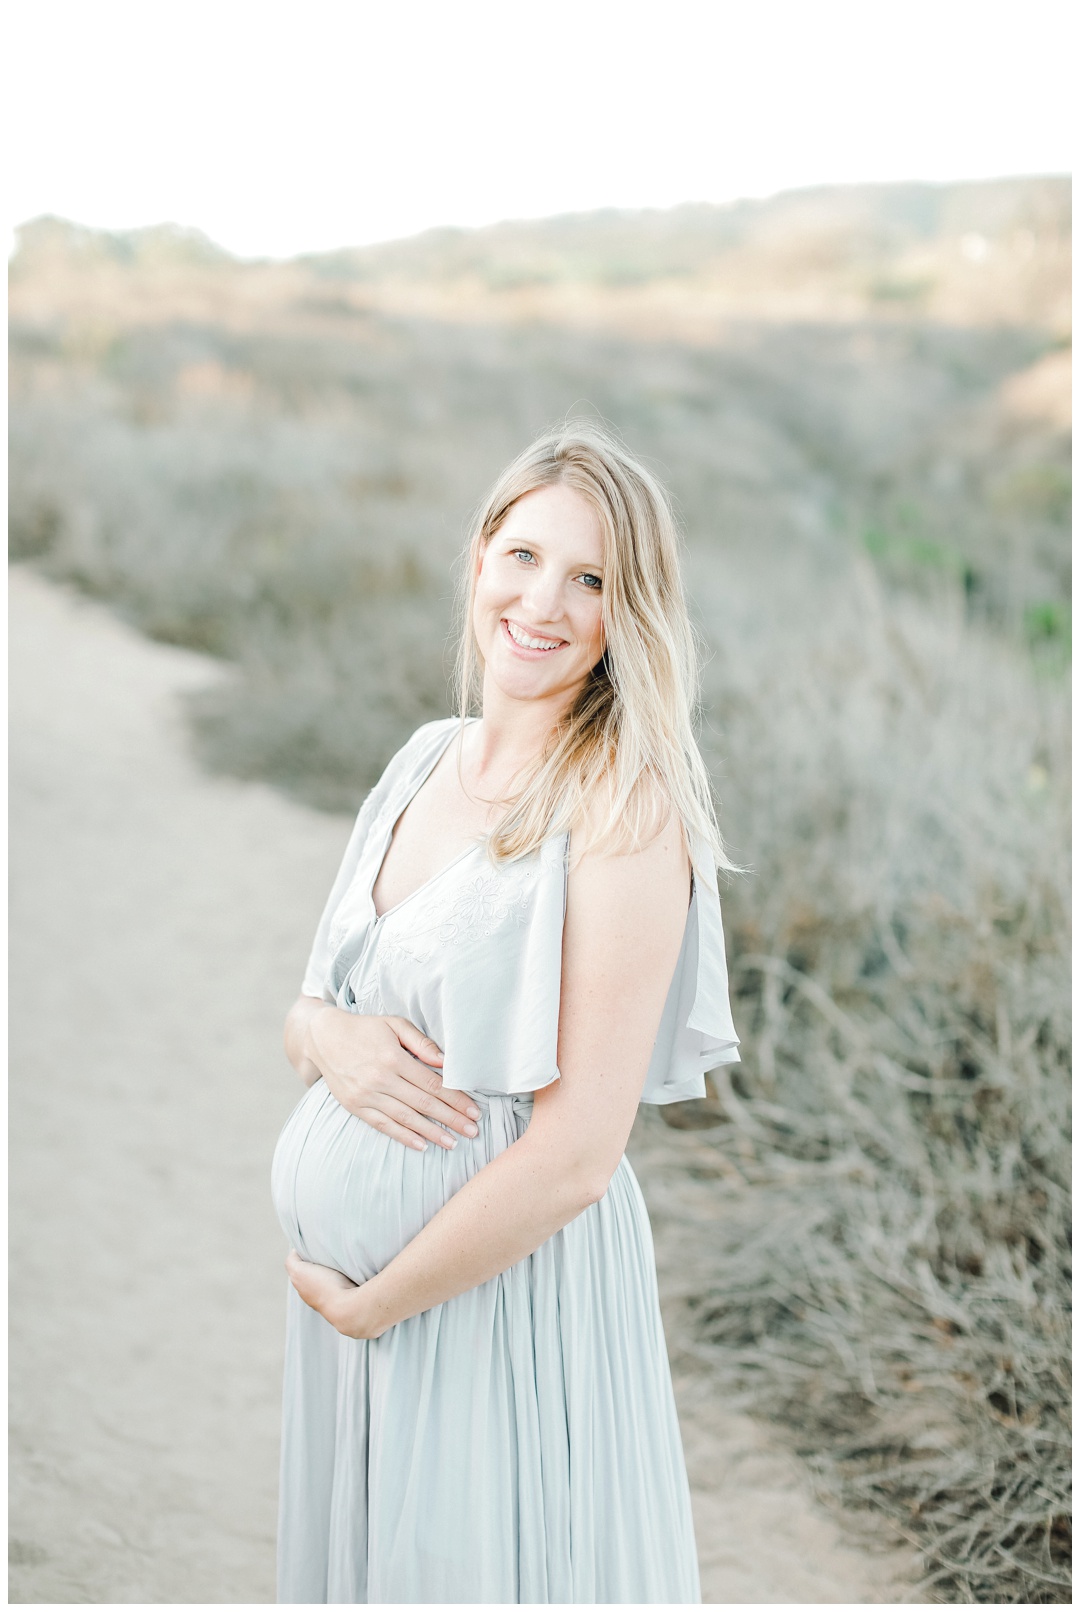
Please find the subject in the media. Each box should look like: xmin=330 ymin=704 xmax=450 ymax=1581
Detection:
xmin=443 ymin=1135 xmax=458 ymax=1149
xmin=464 ymin=1123 xmax=478 ymax=1137
xmin=413 ymin=1140 xmax=428 ymax=1151
xmin=467 ymin=1106 xmax=481 ymax=1119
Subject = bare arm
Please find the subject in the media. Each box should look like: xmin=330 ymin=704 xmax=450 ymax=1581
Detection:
xmin=287 ymin=814 xmax=690 ymax=1338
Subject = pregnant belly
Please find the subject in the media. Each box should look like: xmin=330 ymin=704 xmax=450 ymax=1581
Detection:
xmin=271 ymin=1080 xmax=533 ymax=1285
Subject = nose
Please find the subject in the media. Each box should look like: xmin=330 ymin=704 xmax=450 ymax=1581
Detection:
xmin=518 ymin=565 xmax=564 ymax=627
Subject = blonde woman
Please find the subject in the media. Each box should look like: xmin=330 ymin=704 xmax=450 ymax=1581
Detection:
xmin=271 ymin=423 xmax=740 ymax=1603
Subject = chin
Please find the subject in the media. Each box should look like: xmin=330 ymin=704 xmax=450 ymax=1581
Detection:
xmin=495 ymin=668 xmax=563 ymax=701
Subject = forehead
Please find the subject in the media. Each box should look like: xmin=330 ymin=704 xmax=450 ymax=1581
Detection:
xmin=499 ymin=483 xmax=604 ymax=560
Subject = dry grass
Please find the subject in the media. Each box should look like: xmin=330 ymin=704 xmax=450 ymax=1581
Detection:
xmin=8 ymin=185 xmax=1071 ymax=1600
xmin=643 ymin=571 xmax=1070 ymax=1602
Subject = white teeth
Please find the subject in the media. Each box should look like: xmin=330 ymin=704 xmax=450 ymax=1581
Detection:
xmin=506 ymin=621 xmax=563 ymax=651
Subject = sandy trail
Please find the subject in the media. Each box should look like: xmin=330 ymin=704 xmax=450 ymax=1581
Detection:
xmin=9 ymin=566 xmax=913 ymax=1604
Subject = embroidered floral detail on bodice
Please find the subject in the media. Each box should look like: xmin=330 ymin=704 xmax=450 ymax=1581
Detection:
xmin=374 ymin=857 xmax=536 ymax=969
xmin=348 ymin=970 xmax=384 ymax=1016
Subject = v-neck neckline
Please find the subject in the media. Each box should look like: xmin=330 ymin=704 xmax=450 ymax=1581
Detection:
xmin=369 ymin=719 xmax=482 ymax=926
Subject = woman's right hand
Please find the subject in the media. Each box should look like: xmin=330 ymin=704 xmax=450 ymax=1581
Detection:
xmin=284 ymin=996 xmax=481 ymax=1151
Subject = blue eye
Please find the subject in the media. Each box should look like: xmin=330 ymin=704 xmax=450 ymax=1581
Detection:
xmin=512 ymin=549 xmax=535 ymax=564
xmin=579 ymin=573 xmax=603 ymax=591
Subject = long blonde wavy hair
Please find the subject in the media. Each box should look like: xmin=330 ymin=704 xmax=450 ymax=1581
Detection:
xmin=453 ymin=421 xmax=735 ymax=875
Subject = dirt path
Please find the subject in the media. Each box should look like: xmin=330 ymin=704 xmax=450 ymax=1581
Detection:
xmin=9 ymin=566 xmax=914 ymax=1603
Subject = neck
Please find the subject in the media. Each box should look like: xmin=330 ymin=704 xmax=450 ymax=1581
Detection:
xmin=464 ymin=671 xmax=572 ymax=792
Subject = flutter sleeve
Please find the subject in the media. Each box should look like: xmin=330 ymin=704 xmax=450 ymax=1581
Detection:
xmin=299 ymin=719 xmax=457 ymax=1000
xmin=300 ymin=790 xmax=384 ymax=1000
xmin=437 ymin=834 xmax=569 ymax=1097
xmin=640 ymin=835 xmax=741 ymax=1104
xmin=435 ymin=826 xmax=739 ymax=1104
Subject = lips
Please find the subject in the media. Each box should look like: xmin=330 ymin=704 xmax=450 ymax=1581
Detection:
xmin=501 ymin=618 xmax=567 ymax=655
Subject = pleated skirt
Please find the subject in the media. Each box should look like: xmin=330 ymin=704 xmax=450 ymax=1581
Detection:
xmin=271 ymin=1080 xmax=701 ymax=1604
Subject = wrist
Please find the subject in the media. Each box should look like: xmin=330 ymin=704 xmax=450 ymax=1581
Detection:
xmin=335 ymin=1279 xmax=388 ymax=1341
xmin=303 ymin=1000 xmax=336 ymax=1066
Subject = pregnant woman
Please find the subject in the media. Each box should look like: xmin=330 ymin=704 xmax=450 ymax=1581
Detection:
xmin=271 ymin=422 xmax=740 ymax=1603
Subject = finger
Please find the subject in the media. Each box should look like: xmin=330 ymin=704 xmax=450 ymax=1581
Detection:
xmin=381 ymin=1096 xmax=471 ymax=1151
xmin=390 ymin=1055 xmax=481 ymax=1118
xmin=426 ymin=1079 xmax=483 ymax=1121
xmin=387 ymin=1067 xmax=481 ymax=1137
xmin=387 ymin=1017 xmax=444 ymax=1067
xmin=286 ymin=1249 xmax=346 ymax=1282
xmin=359 ymin=1106 xmax=447 ymax=1153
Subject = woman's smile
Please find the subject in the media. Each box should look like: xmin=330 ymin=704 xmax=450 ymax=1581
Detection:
xmin=501 ymin=617 xmax=568 ymax=656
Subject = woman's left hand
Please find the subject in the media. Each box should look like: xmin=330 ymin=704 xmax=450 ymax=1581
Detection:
xmin=285 ymin=1251 xmax=382 ymax=1339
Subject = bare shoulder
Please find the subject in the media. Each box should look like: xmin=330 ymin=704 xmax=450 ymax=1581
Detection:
xmin=530 ymin=791 xmax=691 ymax=1147
xmin=565 ymin=786 xmax=691 ymax=964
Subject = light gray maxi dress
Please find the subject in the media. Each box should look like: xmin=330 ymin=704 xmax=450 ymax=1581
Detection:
xmin=271 ymin=717 xmax=741 ymax=1604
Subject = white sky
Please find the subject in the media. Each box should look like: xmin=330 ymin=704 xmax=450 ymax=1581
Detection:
xmin=6 ymin=0 xmax=1074 ymax=259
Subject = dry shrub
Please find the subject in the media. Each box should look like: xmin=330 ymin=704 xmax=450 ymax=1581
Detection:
xmin=186 ymin=606 xmax=450 ymax=807
xmin=640 ymin=565 xmax=1071 ymax=1602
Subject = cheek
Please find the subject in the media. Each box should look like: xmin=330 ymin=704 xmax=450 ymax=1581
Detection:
xmin=471 ymin=592 xmax=494 ymax=652
xmin=587 ymin=601 xmax=605 ymax=652
xmin=475 ymin=552 xmax=508 ymax=609
xmin=472 ymin=563 xmax=497 ymax=622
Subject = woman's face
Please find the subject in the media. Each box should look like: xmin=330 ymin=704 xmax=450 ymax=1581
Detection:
xmin=472 ymin=483 xmax=606 ymax=710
